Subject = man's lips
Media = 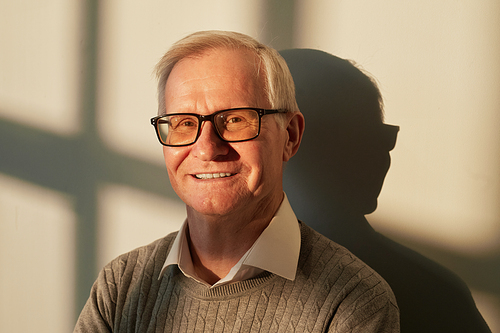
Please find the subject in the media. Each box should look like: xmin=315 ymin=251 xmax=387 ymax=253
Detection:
xmin=193 ymin=172 xmax=234 ymax=180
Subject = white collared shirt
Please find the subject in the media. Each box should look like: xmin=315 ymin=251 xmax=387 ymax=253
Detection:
xmin=159 ymin=194 xmax=301 ymax=287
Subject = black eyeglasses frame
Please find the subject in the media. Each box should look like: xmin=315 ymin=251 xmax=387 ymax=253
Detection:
xmin=150 ymin=107 xmax=287 ymax=147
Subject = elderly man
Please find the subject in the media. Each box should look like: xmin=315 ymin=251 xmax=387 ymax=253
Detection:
xmin=74 ymin=31 xmax=399 ymax=332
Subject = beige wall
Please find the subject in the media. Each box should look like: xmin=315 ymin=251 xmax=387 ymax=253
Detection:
xmin=1 ymin=0 xmax=498 ymax=331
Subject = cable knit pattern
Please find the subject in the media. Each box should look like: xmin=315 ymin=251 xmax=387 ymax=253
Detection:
xmin=74 ymin=222 xmax=399 ymax=332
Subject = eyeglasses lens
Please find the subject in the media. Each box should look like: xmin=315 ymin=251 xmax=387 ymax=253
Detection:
xmin=215 ymin=109 xmax=259 ymax=141
xmin=157 ymin=109 xmax=260 ymax=146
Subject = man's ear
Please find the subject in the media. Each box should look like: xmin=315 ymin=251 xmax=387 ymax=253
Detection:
xmin=283 ymin=111 xmax=305 ymax=162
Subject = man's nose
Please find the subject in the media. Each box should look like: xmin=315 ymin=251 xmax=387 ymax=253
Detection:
xmin=191 ymin=121 xmax=229 ymax=160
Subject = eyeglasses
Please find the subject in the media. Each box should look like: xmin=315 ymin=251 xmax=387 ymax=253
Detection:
xmin=382 ymin=124 xmax=400 ymax=151
xmin=151 ymin=107 xmax=286 ymax=147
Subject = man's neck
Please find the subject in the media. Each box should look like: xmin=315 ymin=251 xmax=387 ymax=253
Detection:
xmin=184 ymin=194 xmax=283 ymax=285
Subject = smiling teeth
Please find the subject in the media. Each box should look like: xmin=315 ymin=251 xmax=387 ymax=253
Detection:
xmin=195 ymin=173 xmax=232 ymax=179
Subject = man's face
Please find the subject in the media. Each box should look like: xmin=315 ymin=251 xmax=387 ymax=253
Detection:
xmin=162 ymin=48 xmax=290 ymax=218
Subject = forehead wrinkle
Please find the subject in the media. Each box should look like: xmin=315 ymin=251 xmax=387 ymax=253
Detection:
xmin=167 ymin=77 xmax=255 ymax=104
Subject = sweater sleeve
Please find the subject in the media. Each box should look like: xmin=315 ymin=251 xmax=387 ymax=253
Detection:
xmin=333 ymin=296 xmax=399 ymax=332
xmin=328 ymin=274 xmax=400 ymax=333
xmin=73 ymin=263 xmax=119 ymax=333
xmin=73 ymin=235 xmax=173 ymax=332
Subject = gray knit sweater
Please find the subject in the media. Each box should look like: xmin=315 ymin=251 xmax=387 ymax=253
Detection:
xmin=74 ymin=222 xmax=399 ymax=332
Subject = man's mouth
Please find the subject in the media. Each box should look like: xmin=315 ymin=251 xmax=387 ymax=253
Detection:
xmin=194 ymin=173 xmax=233 ymax=180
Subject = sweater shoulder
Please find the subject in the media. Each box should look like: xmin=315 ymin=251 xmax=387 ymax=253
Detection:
xmin=74 ymin=232 xmax=178 ymax=332
xmin=298 ymin=222 xmax=398 ymax=308
xmin=299 ymin=221 xmax=381 ymax=275
xmin=103 ymin=231 xmax=177 ymax=283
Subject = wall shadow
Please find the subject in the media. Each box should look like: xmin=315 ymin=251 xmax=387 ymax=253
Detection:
xmin=0 ymin=1 xmax=176 ymax=321
xmin=0 ymin=114 xmax=175 ymax=319
xmin=280 ymin=48 xmax=493 ymax=333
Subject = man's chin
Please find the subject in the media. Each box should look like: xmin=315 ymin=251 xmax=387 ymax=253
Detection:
xmin=185 ymin=197 xmax=243 ymax=218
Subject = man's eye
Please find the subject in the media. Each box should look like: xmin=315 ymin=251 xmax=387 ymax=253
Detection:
xmin=179 ymin=119 xmax=197 ymax=127
xmin=169 ymin=116 xmax=198 ymax=130
xmin=227 ymin=116 xmax=243 ymax=124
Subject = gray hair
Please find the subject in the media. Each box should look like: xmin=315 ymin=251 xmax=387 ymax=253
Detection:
xmin=154 ymin=30 xmax=298 ymax=127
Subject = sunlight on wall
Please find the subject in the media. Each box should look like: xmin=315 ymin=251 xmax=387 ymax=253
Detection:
xmin=471 ymin=289 xmax=500 ymax=333
xmin=295 ymin=0 xmax=500 ymax=256
xmin=97 ymin=184 xmax=186 ymax=269
xmin=0 ymin=1 xmax=81 ymax=136
xmin=97 ymin=0 xmax=264 ymax=165
xmin=0 ymin=174 xmax=75 ymax=333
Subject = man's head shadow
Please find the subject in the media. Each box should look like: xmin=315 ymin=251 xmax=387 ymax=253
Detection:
xmin=281 ymin=48 xmax=491 ymax=333
xmin=282 ymin=48 xmax=399 ymax=226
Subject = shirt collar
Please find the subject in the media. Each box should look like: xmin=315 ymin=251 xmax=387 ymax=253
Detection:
xmin=159 ymin=193 xmax=301 ymax=284
xmin=240 ymin=194 xmax=300 ymax=280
